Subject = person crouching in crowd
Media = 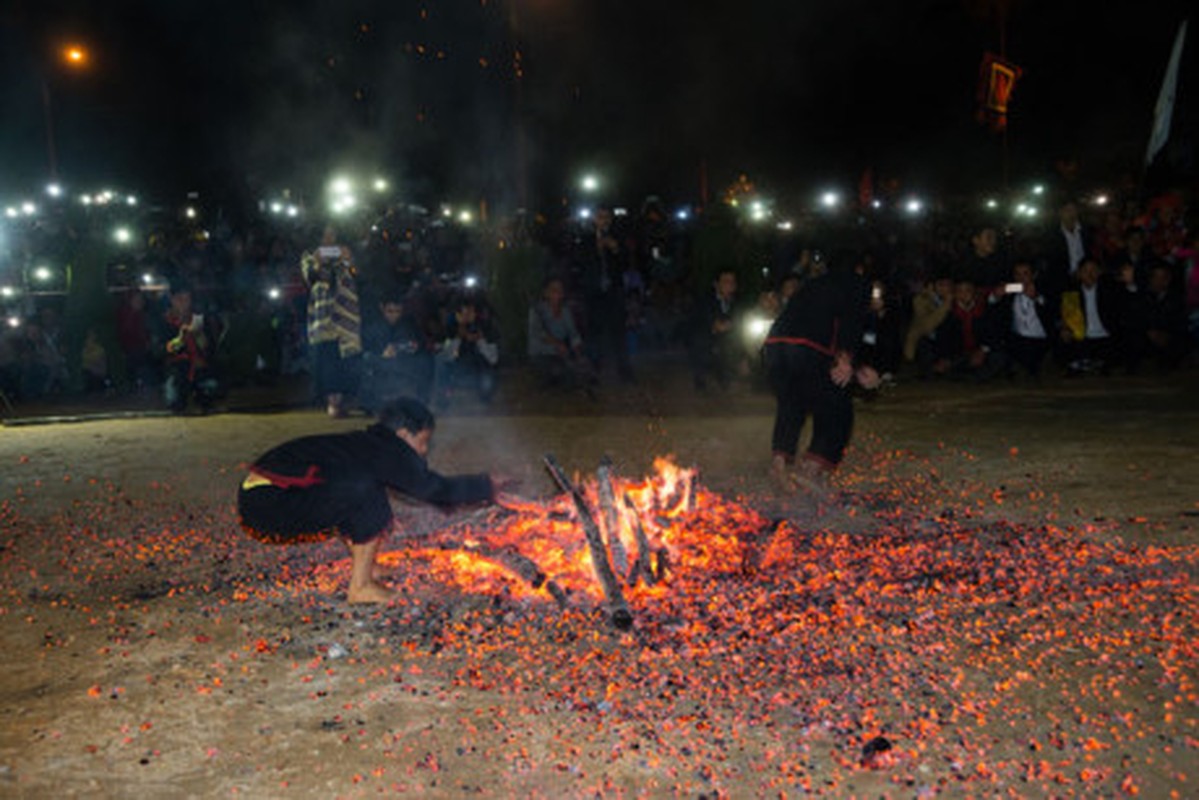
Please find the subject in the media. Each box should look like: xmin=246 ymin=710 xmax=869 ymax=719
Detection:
xmin=162 ymin=284 xmax=221 ymax=414
xmin=360 ymin=293 xmax=433 ymax=411
xmin=1124 ymin=262 xmax=1190 ymax=373
xmin=1057 ymin=257 xmax=1136 ymax=376
xmin=527 ymin=276 xmax=597 ymax=396
xmin=432 ymin=294 xmax=499 ymax=409
xmin=927 ymin=277 xmax=1005 ymax=382
xmin=986 ymin=260 xmax=1055 ymax=380
xmin=905 ymin=272 xmax=955 ymax=377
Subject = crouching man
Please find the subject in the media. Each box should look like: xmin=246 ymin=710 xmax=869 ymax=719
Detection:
xmin=237 ymin=397 xmax=503 ymax=603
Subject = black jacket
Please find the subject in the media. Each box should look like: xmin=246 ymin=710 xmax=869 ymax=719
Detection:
xmin=766 ymin=270 xmax=868 ymax=359
xmin=249 ymin=424 xmax=492 ymax=507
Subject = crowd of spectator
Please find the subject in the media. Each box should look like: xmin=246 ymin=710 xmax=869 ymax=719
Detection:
xmin=0 ymin=185 xmax=1195 ymax=415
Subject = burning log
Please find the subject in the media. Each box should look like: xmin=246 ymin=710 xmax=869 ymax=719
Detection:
xmin=543 ymin=454 xmax=634 ymax=630
xmin=653 ymin=548 xmax=669 ymax=583
xmin=409 ymin=536 xmax=568 ymax=608
xmin=596 ymin=456 xmax=629 ymax=577
xmin=623 ymin=492 xmax=655 ymax=587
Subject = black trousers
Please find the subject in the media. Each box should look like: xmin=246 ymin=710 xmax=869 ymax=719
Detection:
xmin=1007 ymin=335 xmax=1049 ymax=377
xmin=767 ymin=344 xmax=853 ymax=468
xmin=237 ymin=477 xmax=392 ymax=545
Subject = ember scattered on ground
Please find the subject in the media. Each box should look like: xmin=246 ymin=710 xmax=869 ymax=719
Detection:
xmin=1 ymin=378 xmax=1196 ymax=797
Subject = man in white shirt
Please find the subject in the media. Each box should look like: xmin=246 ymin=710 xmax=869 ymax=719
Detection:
xmin=1059 ymin=258 xmax=1136 ymax=375
xmin=1043 ymin=200 xmax=1092 ymax=302
xmin=989 ymin=261 xmax=1053 ymax=379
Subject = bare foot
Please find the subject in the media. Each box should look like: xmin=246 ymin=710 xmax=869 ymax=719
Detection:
xmin=769 ymin=458 xmax=797 ymax=493
xmin=346 ymin=580 xmax=397 ymax=604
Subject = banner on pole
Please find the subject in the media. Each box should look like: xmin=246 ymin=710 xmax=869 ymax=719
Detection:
xmin=1145 ymin=20 xmax=1188 ymax=167
xmin=976 ymin=52 xmax=1022 ymax=132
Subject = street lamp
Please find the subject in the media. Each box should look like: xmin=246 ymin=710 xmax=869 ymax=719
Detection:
xmin=43 ymin=42 xmax=92 ymax=181
xmin=62 ymin=45 xmax=90 ymax=68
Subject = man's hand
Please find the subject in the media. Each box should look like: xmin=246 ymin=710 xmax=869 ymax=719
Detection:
xmin=830 ymin=351 xmax=854 ymax=387
xmin=969 ymin=348 xmax=987 ymax=368
xmin=490 ymin=473 xmax=521 ymax=495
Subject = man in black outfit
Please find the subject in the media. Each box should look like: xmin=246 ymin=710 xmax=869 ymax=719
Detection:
xmin=763 ymin=253 xmax=877 ymax=497
xmin=237 ymin=398 xmax=505 ymax=603
xmin=577 ymin=207 xmax=635 ymax=383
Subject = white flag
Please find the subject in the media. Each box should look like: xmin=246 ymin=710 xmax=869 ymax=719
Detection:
xmin=1146 ymin=20 xmax=1188 ymax=166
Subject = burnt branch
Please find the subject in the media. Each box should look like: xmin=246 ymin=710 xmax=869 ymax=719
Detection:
xmin=623 ymin=492 xmax=656 ymax=587
xmin=544 ymin=454 xmax=633 ymax=630
xmin=597 ymin=456 xmax=629 ymax=577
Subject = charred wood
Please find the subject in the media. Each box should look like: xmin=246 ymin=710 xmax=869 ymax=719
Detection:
xmin=544 ymin=453 xmax=633 ymax=630
xmin=597 ymin=456 xmax=629 ymax=576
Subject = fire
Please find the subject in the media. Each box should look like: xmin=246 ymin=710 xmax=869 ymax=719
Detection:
xmin=394 ymin=457 xmax=720 ymax=614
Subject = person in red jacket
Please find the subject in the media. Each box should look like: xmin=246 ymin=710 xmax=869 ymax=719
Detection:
xmin=237 ymin=397 xmax=508 ymax=604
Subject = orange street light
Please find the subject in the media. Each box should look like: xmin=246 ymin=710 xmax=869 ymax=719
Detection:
xmin=44 ymin=42 xmax=93 ymax=179
xmin=61 ymin=44 xmax=89 ymax=68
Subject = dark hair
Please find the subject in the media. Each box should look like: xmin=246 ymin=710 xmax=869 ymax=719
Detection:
xmin=377 ymin=397 xmax=435 ymax=434
xmin=379 ymin=290 xmax=406 ymax=307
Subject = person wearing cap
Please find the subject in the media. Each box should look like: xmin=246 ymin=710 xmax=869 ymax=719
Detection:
xmin=237 ymin=397 xmax=507 ymax=603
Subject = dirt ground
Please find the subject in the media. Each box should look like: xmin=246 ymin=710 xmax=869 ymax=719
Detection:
xmin=1 ymin=364 xmax=1196 ymax=798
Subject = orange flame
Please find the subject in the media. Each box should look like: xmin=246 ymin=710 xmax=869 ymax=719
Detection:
xmin=409 ymin=457 xmax=710 ymax=603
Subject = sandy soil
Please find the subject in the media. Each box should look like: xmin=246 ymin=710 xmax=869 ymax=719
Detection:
xmin=1 ymin=368 xmax=1196 ymax=798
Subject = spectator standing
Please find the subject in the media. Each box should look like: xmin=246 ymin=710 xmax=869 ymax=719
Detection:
xmin=688 ymin=269 xmax=743 ymax=391
xmin=577 ymin=207 xmax=635 ymax=383
xmin=964 ymin=226 xmax=1006 ymax=291
xmin=302 ymin=225 xmax=362 ymax=417
xmin=115 ymin=290 xmax=157 ymax=393
xmin=1042 ymin=200 xmax=1094 ymax=301
xmin=1112 ymin=227 xmax=1159 ymax=290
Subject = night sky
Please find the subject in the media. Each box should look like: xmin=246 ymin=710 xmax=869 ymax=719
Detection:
xmin=0 ymin=1 xmax=1193 ymax=212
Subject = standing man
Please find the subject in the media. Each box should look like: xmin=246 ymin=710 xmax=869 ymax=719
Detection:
xmin=1042 ymin=200 xmax=1092 ymax=302
xmin=688 ymin=269 xmax=743 ymax=391
xmin=763 ymin=253 xmax=876 ymax=496
xmin=578 ymin=207 xmax=635 ymax=383
xmin=237 ymin=398 xmax=505 ymax=604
